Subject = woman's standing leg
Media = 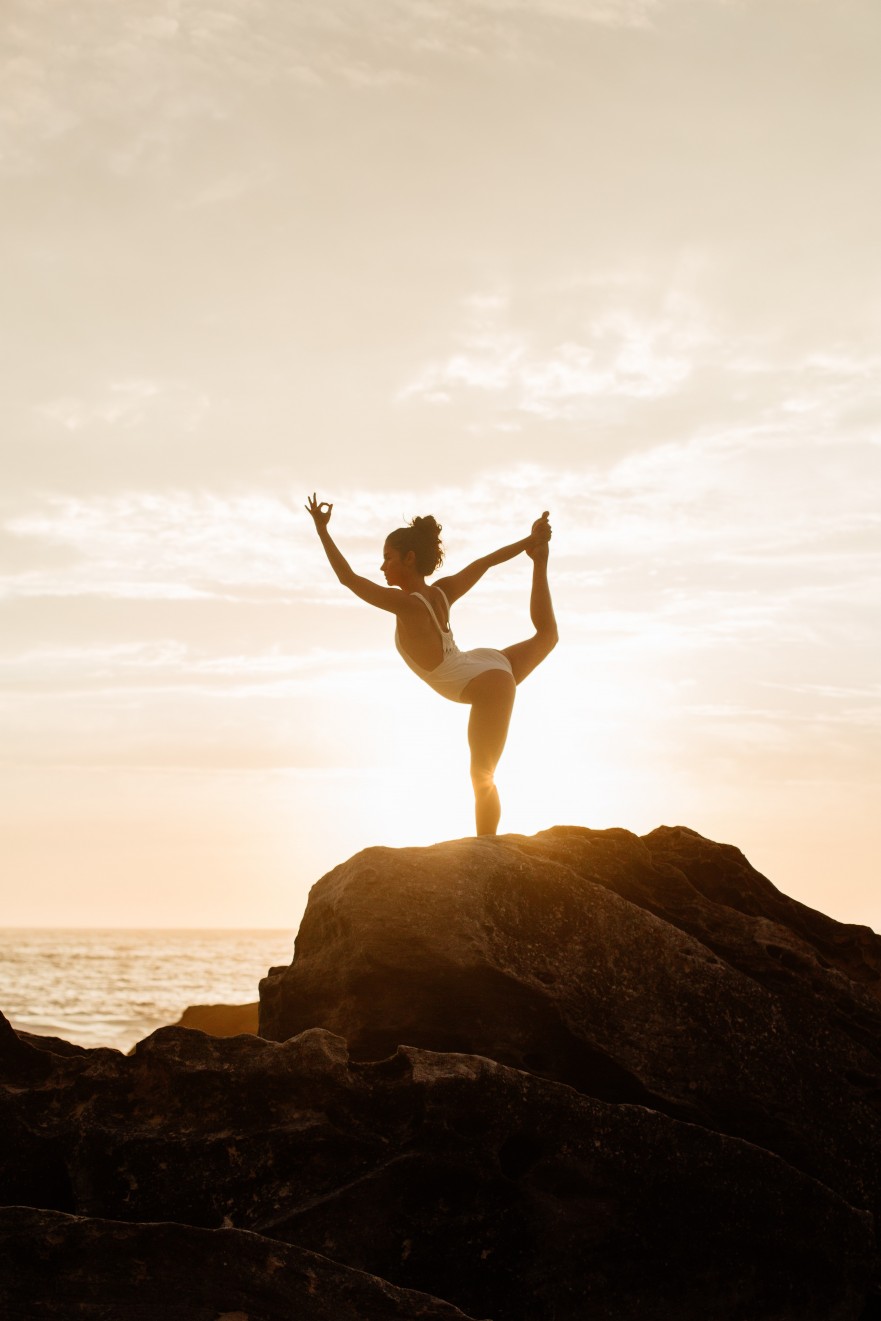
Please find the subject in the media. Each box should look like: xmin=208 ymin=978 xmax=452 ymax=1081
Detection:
xmin=465 ymin=671 xmax=516 ymax=835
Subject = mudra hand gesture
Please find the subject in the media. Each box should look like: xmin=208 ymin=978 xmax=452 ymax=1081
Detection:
xmin=305 ymin=493 xmax=333 ymax=529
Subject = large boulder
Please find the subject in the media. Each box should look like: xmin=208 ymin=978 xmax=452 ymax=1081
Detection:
xmin=0 ymin=1019 xmax=873 ymax=1320
xmin=0 ymin=1206 xmax=479 ymax=1320
xmin=258 ymin=827 xmax=881 ymax=1229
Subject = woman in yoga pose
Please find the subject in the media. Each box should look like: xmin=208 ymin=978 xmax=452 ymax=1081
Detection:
xmin=305 ymin=495 xmax=558 ymax=835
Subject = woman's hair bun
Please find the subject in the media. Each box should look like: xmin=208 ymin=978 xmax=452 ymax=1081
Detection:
xmin=411 ymin=516 xmax=443 ymax=573
xmin=387 ymin=515 xmax=444 ymax=576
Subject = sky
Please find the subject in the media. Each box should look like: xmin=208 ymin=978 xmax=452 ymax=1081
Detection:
xmin=1 ymin=0 xmax=879 ymax=930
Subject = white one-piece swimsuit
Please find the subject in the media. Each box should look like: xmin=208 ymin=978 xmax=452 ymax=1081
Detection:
xmin=394 ymin=587 xmax=514 ymax=703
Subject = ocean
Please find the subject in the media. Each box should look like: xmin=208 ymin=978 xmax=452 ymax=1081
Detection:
xmin=0 ymin=928 xmax=296 ymax=1054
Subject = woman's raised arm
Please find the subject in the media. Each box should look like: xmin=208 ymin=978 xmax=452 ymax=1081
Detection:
xmin=305 ymin=494 xmax=409 ymax=614
xmin=436 ymin=512 xmax=551 ymax=606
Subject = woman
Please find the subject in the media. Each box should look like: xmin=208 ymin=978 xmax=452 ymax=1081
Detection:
xmin=305 ymin=494 xmax=558 ymax=835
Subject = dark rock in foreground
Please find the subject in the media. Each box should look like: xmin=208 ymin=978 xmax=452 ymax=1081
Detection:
xmin=0 ymin=1021 xmax=873 ymax=1320
xmin=0 ymin=1206 xmax=479 ymax=1320
xmin=3 ymin=824 xmax=881 ymax=1319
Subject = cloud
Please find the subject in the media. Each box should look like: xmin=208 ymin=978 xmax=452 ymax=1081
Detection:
xmin=5 ymin=414 xmax=875 ymax=607
xmin=0 ymin=527 xmax=83 ymax=575
xmin=36 ymin=379 xmax=211 ymax=434
xmin=397 ymin=285 xmax=715 ymax=418
xmin=0 ymin=637 xmax=387 ymax=693
xmin=393 ymin=270 xmax=881 ymax=480
xmin=1 ymin=490 xmax=298 ymax=602
xmin=0 ymin=0 xmax=686 ymax=178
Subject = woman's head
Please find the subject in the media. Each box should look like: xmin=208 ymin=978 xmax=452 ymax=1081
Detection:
xmin=385 ymin=516 xmax=444 ymax=578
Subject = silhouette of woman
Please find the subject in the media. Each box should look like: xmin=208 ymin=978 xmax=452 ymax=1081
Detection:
xmin=305 ymin=495 xmax=558 ymax=835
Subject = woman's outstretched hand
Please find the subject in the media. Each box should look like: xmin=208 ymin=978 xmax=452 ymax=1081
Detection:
xmin=305 ymin=493 xmax=333 ymax=530
xmin=526 ymin=511 xmax=551 ymax=559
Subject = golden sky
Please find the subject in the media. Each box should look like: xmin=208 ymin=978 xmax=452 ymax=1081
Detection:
xmin=1 ymin=0 xmax=879 ymax=928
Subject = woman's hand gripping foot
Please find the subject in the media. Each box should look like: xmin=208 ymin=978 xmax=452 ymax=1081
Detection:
xmin=526 ymin=511 xmax=552 ymax=560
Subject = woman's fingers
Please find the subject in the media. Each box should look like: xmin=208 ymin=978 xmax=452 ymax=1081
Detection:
xmin=305 ymin=495 xmax=333 ymax=523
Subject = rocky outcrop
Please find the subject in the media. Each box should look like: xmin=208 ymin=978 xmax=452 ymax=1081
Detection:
xmin=259 ymin=827 xmax=881 ymax=1226
xmin=2 ymin=825 xmax=881 ymax=1319
xmin=0 ymin=1018 xmax=874 ymax=1320
xmin=0 ymin=1207 xmax=479 ymax=1320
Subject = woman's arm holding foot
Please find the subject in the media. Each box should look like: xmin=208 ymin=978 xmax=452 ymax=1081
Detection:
xmin=437 ymin=513 xmax=551 ymax=605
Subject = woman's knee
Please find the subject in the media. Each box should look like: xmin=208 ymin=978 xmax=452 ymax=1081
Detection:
xmin=470 ymin=761 xmax=496 ymax=791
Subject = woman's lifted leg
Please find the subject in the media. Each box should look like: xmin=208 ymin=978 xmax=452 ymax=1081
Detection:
xmin=502 ymin=513 xmax=558 ymax=686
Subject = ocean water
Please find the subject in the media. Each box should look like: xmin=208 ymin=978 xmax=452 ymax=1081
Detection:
xmin=0 ymin=928 xmax=296 ymax=1054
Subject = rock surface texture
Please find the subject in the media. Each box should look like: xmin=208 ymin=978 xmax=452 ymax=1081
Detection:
xmin=2 ymin=825 xmax=881 ymax=1319
xmin=0 ymin=1207 xmax=478 ymax=1320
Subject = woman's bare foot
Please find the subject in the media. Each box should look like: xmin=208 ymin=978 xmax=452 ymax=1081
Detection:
xmin=526 ymin=511 xmax=551 ymax=560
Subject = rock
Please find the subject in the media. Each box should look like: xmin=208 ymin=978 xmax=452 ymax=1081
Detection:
xmin=16 ymin=1030 xmax=100 ymax=1057
xmin=0 ymin=1010 xmax=51 ymax=1082
xmin=539 ymin=825 xmax=881 ymax=1051
xmin=4 ymin=824 xmax=881 ymax=1319
xmin=173 ymin=1002 xmax=259 ymax=1037
xmin=258 ymin=828 xmax=881 ymax=1224
xmin=0 ymin=1019 xmax=873 ymax=1320
xmin=0 ymin=1206 xmax=480 ymax=1320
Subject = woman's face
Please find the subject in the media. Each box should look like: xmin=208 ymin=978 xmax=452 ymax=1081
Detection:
xmin=381 ymin=542 xmax=405 ymax=585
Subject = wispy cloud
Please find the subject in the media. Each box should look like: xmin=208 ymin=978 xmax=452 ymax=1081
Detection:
xmin=0 ymin=639 xmax=389 ymax=693
xmin=4 ymin=419 xmax=877 ymax=608
xmin=0 ymin=0 xmax=685 ymax=178
xmin=397 ymin=284 xmax=716 ymax=417
xmin=1 ymin=491 xmax=300 ymax=601
xmin=395 ymin=277 xmax=881 ymax=479
xmin=36 ymin=380 xmax=210 ymax=434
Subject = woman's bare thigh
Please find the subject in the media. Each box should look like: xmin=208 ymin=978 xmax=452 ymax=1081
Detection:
xmin=463 ymin=670 xmax=516 ymax=771
xmin=501 ymin=635 xmax=556 ymax=686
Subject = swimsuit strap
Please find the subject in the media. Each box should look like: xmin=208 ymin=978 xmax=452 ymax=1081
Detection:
xmin=411 ymin=590 xmax=451 ymax=637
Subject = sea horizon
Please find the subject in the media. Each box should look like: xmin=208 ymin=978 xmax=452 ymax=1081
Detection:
xmin=0 ymin=925 xmax=295 ymax=932
xmin=0 ymin=927 xmax=297 ymax=1054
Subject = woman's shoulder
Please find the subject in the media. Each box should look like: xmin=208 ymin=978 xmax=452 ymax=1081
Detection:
xmin=399 ymin=587 xmax=449 ymax=628
xmin=398 ymin=590 xmax=429 ymax=618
